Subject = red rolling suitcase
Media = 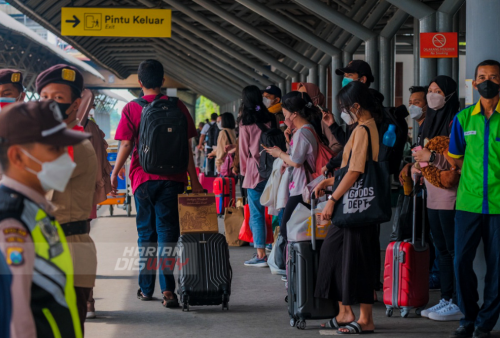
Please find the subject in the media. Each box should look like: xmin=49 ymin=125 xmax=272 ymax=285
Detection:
xmin=198 ymin=173 xmax=216 ymax=194
xmin=214 ymin=177 xmax=235 ymax=215
xmin=383 ymin=177 xmax=429 ymax=318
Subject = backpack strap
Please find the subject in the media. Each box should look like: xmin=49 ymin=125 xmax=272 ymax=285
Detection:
xmin=223 ymin=130 xmax=233 ymax=145
xmin=132 ymin=93 xmax=166 ymax=108
xmin=255 ymin=122 xmax=269 ymax=133
xmin=132 ymin=98 xmax=149 ymax=108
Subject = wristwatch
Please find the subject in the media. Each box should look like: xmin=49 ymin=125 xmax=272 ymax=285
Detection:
xmin=429 ymin=151 xmax=436 ymax=164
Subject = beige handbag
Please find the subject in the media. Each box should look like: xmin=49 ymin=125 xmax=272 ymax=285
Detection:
xmin=224 ymin=206 xmax=246 ymax=247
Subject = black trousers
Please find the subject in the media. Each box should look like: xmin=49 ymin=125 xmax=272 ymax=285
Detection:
xmin=428 ymin=208 xmax=456 ymax=302
xmin=206 ymin=148 xmax=215 ymax=176
xmin=315 ymin=224 xmax=377 ymax=305
xmin=75 ymin=287 xmax=92 ymax=334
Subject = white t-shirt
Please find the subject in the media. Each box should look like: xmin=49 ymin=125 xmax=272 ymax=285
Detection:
xmin=201 ymin=121 xmax=215 ymax=150
xmin=288 ymin=124 xmax=318 ymax=197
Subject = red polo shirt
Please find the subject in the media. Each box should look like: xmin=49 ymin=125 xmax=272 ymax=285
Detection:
xmin=115 ymin=95 xmax=197 ymax=193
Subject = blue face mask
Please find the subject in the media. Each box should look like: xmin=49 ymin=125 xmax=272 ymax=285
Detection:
xmin=342 ymin=77 xmax=354 ymax=88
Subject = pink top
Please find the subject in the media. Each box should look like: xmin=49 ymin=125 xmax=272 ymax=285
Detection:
xmin=115 ymin=95 xmax=197 ymax=193
xmin=424 ymin=153 xmax=457 ymax=210
xmin=239 ymin=122 xmax=271 ymax=189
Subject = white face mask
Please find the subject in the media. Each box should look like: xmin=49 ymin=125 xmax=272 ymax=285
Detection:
xmin=409 ymin=105 xmax=424 ymax=120
xmin=341 ymin=109 xmax=358 ymax=125
xmin=217 ymin=121 xmax=222 ymax=130
xmin=22 ymin=149 xmax=76 ymax=192
xmin=262 ymin=97 xmax=273 ymax=109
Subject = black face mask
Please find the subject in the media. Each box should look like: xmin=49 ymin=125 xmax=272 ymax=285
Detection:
xmin=477 ymin=80 xmax=500 ymax=99
xmin=56 ymin=102 xmax=73 ymax=120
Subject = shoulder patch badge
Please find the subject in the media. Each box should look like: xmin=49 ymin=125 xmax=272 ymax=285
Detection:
xmin=6 ymin=247 xmax=24 ymax=266
xmin=3 ymin=228 xmax=27 ymax=237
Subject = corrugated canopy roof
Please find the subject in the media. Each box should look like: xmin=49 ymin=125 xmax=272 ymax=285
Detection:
xmin=5 ymin=0 xmax=458 ymax=104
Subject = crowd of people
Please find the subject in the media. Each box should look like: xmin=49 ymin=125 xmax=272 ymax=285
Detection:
xmin=1 ymin=56 xmax=500 ymax=338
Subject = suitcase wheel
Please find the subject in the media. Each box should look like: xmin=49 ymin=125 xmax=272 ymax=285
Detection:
xmin=222 ymin=294 xmax=229 ymax=311
xmin=182 ymin=294 xmax=190 ymax=312
xmin=289 ymin=318 xmax=296 ymax=327
xmin=284 ymin=295 xmax=288 ymax=303
xmin=415 ymin=308 xmax=423 ymax=316
xmin=401 ymin=309 xmax=409 ymax=318
xmin=386 ymin=308 xmax=393 ymax=317
xmin=296 ymin=320 xmax=306 ymax=330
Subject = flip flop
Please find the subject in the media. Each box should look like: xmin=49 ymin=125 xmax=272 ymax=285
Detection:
xmin=321 ymin=317 xmax=347 ymax=329
xmin=337 ymin=321 xmax=375 ymax=335
xmin=137 ymin=288 xmax=152 ymax=301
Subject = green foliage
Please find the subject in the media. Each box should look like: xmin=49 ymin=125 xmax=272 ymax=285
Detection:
xmin=195 ymin=96 xmax=219 ymax=124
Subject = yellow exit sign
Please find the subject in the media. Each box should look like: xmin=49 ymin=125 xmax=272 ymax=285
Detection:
xmin=61 ymin=8 xmax=171 ymax=37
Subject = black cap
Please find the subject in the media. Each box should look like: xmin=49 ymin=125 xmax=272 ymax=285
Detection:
xmin=0 ymin=101 xmax=90 ymax=146
xmin=335 ymin=60 xmax=374 ymax=83
xmin=36 ymin=64 xmax=84 ymax=96
xmin=262 ymin=85 xmax=282 ymax=99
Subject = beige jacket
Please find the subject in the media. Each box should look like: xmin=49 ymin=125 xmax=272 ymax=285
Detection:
xmin=209 ymin=128 xmax=237 ymax=170
xmin=47 ymin=121 xmax=98 ymax=287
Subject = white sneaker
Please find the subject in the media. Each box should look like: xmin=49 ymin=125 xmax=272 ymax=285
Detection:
xmin=421 ymin=299 xmax=449 ymax=318
xmin=86 ymin=311 xmax=96 ymax=319
xmin=428 ymin=303 xmax=463 ymax=321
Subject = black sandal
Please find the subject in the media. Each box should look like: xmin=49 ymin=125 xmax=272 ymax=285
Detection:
xmin=137 ymin=288 xmax=152 ymax=301
xmin=321 ymin=317 xmax=348 ymax=329
xmin=162 ymin=293 xmax=180 ymax=308
xmin=337 ymin=322 xmax=375 ymax=335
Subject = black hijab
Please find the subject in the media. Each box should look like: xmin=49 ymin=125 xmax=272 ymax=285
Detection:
xmin=419 ymin=75 xmax=460 ymax=146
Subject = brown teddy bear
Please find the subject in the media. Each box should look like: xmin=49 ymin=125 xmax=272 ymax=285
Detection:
xmin=418 ymin=136 xmax=461 ymax=189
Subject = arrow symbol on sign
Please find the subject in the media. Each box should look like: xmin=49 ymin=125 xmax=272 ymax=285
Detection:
xmin=65 ymin=15 xmax=81 ymax=28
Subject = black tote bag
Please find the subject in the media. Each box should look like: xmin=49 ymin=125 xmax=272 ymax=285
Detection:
xmin=331 ymin=125 xmax=392 ymax=228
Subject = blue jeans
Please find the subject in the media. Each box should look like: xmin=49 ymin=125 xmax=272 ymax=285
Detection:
xmin=247 ymin=180 xmax=267 ymax=249
xmin=455 ymin=211 xmax=500 ymax=331
xmin=134 ymin=180 xmax=185 ymax=296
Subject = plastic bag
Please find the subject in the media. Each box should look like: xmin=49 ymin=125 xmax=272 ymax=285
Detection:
xmin=286 ymin=201 xmax=331 ymax=242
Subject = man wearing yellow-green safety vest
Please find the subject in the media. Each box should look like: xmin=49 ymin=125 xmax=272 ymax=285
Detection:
xmin=0 ymin=100 xmax=88 ymax=338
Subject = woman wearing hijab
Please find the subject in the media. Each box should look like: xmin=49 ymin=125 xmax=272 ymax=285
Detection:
xmin=411 ymin=75 xmax=462 ymax=322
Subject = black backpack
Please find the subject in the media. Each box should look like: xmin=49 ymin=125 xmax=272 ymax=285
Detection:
xmin=207 ymin=122 xmax=219 ymax=148
xmin=378 ymin=105 xmax=409 ymax=175
xmin=256 ymin=120 xmax=287 ymax=179
xmin=134 ymin=94 xmax=189 ymax=175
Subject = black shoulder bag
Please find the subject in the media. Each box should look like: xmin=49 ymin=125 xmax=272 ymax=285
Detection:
xmin=331 ymin=125 xmax=392 ymax=228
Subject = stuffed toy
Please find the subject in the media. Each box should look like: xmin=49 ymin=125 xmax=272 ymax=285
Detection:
xmin=418 ymin=136 xmax=461 ymax=189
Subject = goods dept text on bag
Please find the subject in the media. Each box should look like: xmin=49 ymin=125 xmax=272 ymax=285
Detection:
xmin=342 ymin=179 xmax=375 ymax=214
xmin=105 ymin=15 xmax=166 ymax=25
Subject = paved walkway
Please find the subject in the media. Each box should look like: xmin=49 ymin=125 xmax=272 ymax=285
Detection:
xmin=86 ymin=206 xmax=498 ymax=338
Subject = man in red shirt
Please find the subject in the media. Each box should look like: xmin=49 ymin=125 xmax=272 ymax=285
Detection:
xmin=112 ymin=60 xmax=203 ymax=308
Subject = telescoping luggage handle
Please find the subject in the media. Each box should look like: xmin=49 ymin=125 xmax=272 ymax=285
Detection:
xmin=412 ymin=174 xmax=426 ymax=248
xmin=310 ymin=189 xmax=332 ymax=251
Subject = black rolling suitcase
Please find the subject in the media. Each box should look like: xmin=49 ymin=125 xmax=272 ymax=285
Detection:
xmin=176 ymin=232 xmax=232 ymax=311
xmin=287 ymin=193 xmax=339 ymax=330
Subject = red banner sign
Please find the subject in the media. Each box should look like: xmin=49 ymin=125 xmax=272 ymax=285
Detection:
xmin=420 ymin=32 xmax=458 ymax=58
